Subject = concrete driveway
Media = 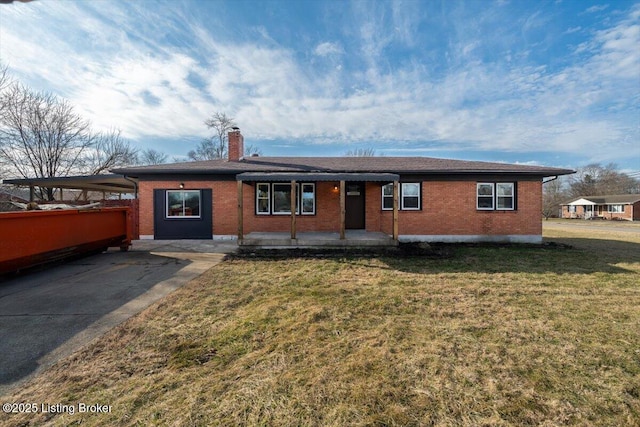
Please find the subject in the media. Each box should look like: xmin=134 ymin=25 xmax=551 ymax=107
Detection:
xmin=0 ymin=240 xmax=235 ymax=396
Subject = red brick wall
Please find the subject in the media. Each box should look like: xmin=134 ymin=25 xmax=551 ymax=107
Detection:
xmin=366 ymin=181 xmax=541 ymax=236
xmin=138 ymin=180 xmax=238 ymax=236
xmin=561 ymin=202 xmax=638 ymax=221
xmin=242 ymin=182 xmax=341 ymax=233
xmin=138 ymin=178 xmax=543 ymax=237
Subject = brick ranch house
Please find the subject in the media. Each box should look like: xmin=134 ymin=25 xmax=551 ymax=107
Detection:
xmin=561 ymin=195 xmax=640 ymax=221
xmin=113 ymin=129 xmax=574 ymax=246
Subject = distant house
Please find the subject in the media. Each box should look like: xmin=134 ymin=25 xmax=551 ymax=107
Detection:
xmin=561 ymin=195 xmax=640 ymax=221
xmin=110 ymin=129 xmax=574 ymax=246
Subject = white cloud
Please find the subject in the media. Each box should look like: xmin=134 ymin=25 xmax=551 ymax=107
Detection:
xmin=314 ymin=42 xmax=343 ymax=56
xmin=0 ymin=0 xmax=637 ymax=168
xmin=585 ymin=4 xmax=609 ymax=14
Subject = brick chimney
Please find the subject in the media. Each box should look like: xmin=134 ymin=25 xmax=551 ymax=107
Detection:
xmin=227 ymin=127 xmax=244 ymax=161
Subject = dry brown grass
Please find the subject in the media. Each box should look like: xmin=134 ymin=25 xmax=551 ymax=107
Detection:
xmin=2 ymin=224 xmax=639 ymax=426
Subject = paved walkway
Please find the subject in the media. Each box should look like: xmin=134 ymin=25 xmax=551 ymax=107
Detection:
xmin=0 ymin=240 xmax=235 ymax=396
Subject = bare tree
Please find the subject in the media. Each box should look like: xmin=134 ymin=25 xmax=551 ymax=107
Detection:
xmin=244 ymin=144 xmax=262 ymax=157
xmin=569 ymin=163 xmax=639 ymax=197
xmin=0 ymin=84 xmax=94 ymax=200
xmin=139 ymin=148 xmax=168 ymax=165
xmin=344 ymin=147 xmax=378 ymax=157
xmin=542 ymin=176 xmax=569 ymax=219
xmin=85 ymin=129 xmax=138 ymax=174
xmin=188 ymin=112 xmax=236 ymax=161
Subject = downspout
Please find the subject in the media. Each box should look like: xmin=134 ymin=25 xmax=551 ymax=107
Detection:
xmin=123 ymin=175 xmax=138 ymax=199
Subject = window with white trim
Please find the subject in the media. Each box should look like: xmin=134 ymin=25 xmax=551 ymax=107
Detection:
xmin=476 ymin=183 xmax=494 ymax=210
xmin=496 ymin=183 xmax=514 ymax=210
xmin=257 ymin=183 xmax=315 ymax=215
xmin=272 ymin=183 xmax=298 ymax=214
xmin=256 ymin=183 xmax=270 ymax=215
xmin=608 ymin=204 xmax=624 ymax=213
xmin=381 ymin=182 xmax=421 ymax=210
xmin=301 ymin=183 xmax=315 ymax=214
xmin=382 ymin=183 xmax=394 ymax=210
xmin=166 ymin=190 xmax=201 ymax=218
xmin=477 ymin=183 xmax=515 ymax=211
xmin=401 ymin=183 xmax=421 ymax=210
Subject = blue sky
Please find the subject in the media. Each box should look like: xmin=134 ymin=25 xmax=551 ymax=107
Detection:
xmin=1 ymin=0 xmax=638 ymax=172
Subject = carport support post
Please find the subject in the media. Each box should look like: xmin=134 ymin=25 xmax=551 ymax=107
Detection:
xmin=290 ymin=180 xmax=296 ymax=240
xmin=237 ymin=180 xmax=243 ymax=242
xmin=393 ymin=180 xmax=399 ymax=241
xmin=339 ymin=180 xmax=346 ymax=240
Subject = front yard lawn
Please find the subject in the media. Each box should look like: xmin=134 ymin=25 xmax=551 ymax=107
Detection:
xmin=2 ymin=226 xmax=639 ymax=426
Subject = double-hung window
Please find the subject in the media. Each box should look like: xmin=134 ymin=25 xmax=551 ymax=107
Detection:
xmin=381 ymin=182 xmax=421 ymax=210
xmin=301 ymin=183 xmax=315 ymax=214
xmin=401 ymin=183 xmax=420 ymax=210
xmin=257 ymin=183 xmax=315 ymax=215
xmin=256 ymin=183 xmax=270 ymax=215
xmin=608 ymin=204 xmax=623 ymax=213
xmin=477 ymin=183 xmax=515 ymax=211
xmin=382 ymin=183 xmax=394 ymax=210
xmin=166 ymin=190 xmax=201 ymax=218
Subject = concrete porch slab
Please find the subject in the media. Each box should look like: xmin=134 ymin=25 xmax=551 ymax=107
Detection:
xmin=239 ymin=230 xmax=397 ymax=248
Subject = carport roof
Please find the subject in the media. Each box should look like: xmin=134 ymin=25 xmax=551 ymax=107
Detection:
xmin=2 ymin=174 xmax=137 ymax=193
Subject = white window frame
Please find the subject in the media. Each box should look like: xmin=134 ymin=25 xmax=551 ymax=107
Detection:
xmin=381 ymin=182 xmax=421 ymax=211
xmin=607 ymin=204 xmax=624 ymax=213
xmin=272 ymin=183 xmax=299 ymax=215
xmin=477 ymin=183 xmax=515 ymax=211
xmin=256 ymin=183 xmax=270 ymax=215
xmin=496 ymin=183 xmax=515 ymax=211
xmin=476 ymin=183 xmax=495 ymax=210
xmin=401 ymin=183 xmax=421 ymax=210
xmin=301 ymin=183 xmax=316 ymax=215
xmin=166 ymin=190 xmax=201 ymax=219
xmin=381 ymin=183 xmax=394 ymax=210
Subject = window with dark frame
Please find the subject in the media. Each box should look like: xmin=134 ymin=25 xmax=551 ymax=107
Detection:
xmin=166 ymin=190 xmax=201 ymax=218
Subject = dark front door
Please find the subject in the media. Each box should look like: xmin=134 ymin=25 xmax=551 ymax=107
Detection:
xmin=345 ymin=182 xmax=365 ymax=229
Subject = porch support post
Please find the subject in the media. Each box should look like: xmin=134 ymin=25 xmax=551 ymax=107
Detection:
xmin=29 ymin=185 xmax=35 ymax=202
xmin=290 ymin=180 xmax=297 ymax=239
xmin=237 ymin=180 xmax=243 ymax=242
xmin=339 ymin=180 xmax=346 ymax=240
xmin=393 ymin=180 xmax=399 ymax=241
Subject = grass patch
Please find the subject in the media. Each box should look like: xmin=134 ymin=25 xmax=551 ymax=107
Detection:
xmin=2 ymin=225 xmax=639 ymax=426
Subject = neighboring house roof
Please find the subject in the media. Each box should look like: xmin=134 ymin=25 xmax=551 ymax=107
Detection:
xmin=564 ymin=194 xmax=640 ymax=205
xmin=113 ymin=156 xmax=574 ymax=177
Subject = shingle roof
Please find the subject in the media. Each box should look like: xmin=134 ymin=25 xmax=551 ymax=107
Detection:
xmin=113 ymin=156 xmax=574 ymax=177
xmin=564 ymin=194 xmax=640 ymax=205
